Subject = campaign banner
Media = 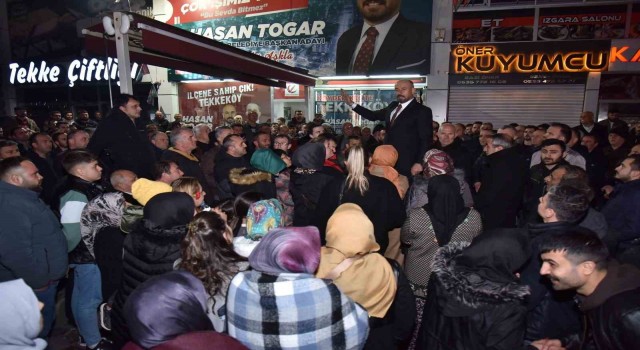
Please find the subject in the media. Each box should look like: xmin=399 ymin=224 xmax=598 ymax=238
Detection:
xmin=449 ymin=41 xmax=611 ymax=86
xmin=168 ymin=0 xmax=432 ymax=76
xmin=538 ymin=5 xmax=627 ymax=41
xmin=452 ymin=9 xmax=535 ymax=43
xmin=167 ymin=0 xmax=309 ymax=24
xmin=178 ymin=81 xmax=271 ymax=125
xmin=314 ymin=89 xmax=397 ymax=129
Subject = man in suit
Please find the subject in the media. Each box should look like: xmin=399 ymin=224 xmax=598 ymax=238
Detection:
xmin=341 ymin=79 xmax=432 ymax=177
xmin=335 ymin=0 xmax=430 ymax=76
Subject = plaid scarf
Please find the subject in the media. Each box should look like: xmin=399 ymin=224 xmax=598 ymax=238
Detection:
xmin=227 ymin=271 xmax=369 ymax=350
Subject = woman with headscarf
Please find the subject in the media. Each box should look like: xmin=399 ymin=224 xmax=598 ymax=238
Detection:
xmin=179 ymin=211 xmax=249 ymax=332
xmin=316 ymin=204 xmax=415 ymax=350
xmin=123 ymin=270 xmax=247 ymax=350
xmin=110 ymin=192 xmax=196 ymax=348
xmin=0 ymin=279 xmax=47 ymax=350
xmin=416 ymin=229 xmax=532 ymax=350
xmin=314 ymin=146 xmax=405 ymax=252
xmin=251 ymin=148 xmax=294 ymax=226
xmin=232 ymin=198 xmax=285 ymax=257
xmin=227 ymin=226 xmax=369 ymax=350
xmin=289 ymin=142 xmax=336 ymax=226
xmin=368 ymin=145 xmax=409 ymax=263
xmin=401 ymin=175 xmax=482 ymax=349
xmin=405 ymin=149 xmax=473 ymax=212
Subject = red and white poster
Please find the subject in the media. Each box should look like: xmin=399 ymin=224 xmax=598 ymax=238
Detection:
xmin=165 ymin=0 xmax=309 ymax=24
xmin=273 ymin=83 xmax=305 ymax=100
xmin=178 ymin=81 xmax=271 ymax=124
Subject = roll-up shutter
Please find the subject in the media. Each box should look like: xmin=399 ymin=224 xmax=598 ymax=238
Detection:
xmin=448 ymin=85 xmax=585 ymax=126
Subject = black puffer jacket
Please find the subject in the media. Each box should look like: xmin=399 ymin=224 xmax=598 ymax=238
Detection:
xmin=109 ymin=192 xmax=194 ymax=348
xmin=417 ymin=242 xmax=532 ymax=350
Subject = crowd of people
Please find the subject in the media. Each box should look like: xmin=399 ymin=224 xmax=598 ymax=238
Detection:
xmin=1 ymin=85 xmax=640 ymax=350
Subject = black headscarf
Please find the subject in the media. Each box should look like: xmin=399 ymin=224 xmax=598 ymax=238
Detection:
xmin=143 ymin=192 xmax=195 ymax=230
xmin=124 ymin=270 xmax=213 ymax=349
xmin=292 ymin=142 xmax=325 ymax=170
xmin=454 ymin=228 xmax=530 ymax=284
xmin=425 ymin=175 xmax=470 ymax=246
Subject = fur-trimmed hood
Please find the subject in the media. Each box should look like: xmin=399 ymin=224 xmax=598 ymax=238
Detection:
xmin=229 ymin=167 xmax=272 ymax=185
xmin=432 ymin=242 xmax=530 ymax=316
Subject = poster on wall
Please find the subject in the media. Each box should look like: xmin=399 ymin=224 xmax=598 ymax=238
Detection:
xmin=178 ymin=81 xmax=271 ymax=125
xmin=452 ymin=9 xmax=535 ymax=43
xmin=538 ymin=5 xmax=627 ymax=41
xmin=314 ymin=89 xmax=396 ymax=129
xmin=159 ymin=0 xmax=432 ymax=76
xmin=449 ymin=40 xmax=611 ymax=86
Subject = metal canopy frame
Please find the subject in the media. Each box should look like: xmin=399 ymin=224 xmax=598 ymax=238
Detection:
xmin=82 ymin=12 xmax=317 ymax=93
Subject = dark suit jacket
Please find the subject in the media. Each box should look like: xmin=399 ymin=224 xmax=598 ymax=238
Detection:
xmin=354 ymin=99 xmax=432 ymax=176
xmin=336 ymin=15 xmax=430 ymax=75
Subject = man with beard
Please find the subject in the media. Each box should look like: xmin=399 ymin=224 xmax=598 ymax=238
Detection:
xmin=523 ymin=139 xmax=569 ymax=225
xmin=531 ymin=123 xmax=586 ymax=170
xmin=341 ymin=79 xmax=432 ymax=177
xmin=75 ymin=109 xmax=98 ymax=130
xmin=475 ymin=134 xmax=526 ymax=229
xmin=0 ymin=157 xmax=68 ymax=338
xmin=27 ymin=133 xmax=60 ymax=206
xmin=601 ymin=155 xmax=640 ymax=253
xmin=535 ymin=229 xmax=640 ymax=350
xmin=335 ymin=0 xmax=430 ymax=75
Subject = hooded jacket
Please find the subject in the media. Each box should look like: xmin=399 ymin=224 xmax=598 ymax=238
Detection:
xmin=0 ymin=279 xmax=48 ymax=350
xmin=417 ymin=232 xmax=532 ymax=350
xmin=110 ymin=192 xmax=195 ymax=348
xmin=563 ymin=262 xmax=640 ymax=350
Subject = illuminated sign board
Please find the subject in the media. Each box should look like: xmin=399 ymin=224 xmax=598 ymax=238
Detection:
xmin=609 ymin=39 xmax=640 ymax=71
xmin=8 ymin=58 xmax=139 ymax=87
xmin=449 ymin=41 xmax=611 ymax=85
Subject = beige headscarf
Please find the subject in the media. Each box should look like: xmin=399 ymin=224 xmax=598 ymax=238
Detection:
xmin=368 ymin=145 xmax=409 ymax=199
xmin=316 ymin=203 xmax=397 ymax=317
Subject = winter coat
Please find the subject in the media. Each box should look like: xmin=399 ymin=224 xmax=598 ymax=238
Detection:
xmin=110 ymin=221 xmax=187 ymax=347
xmin=289 ymin=168 xmax=336 ymax=227
xmin=601 ymin=179 xmax=640 ymax=250
xmin=475 ymin=147 xmax=527 ymax=229
xmin=401 ymin=208 xmax=482 ymax=298
xmin=417 ymin=242 xmax=531 ymax=350
xmin=364 ymin=259 xmax=416 ymax=350
xmin=87 ymin=108 xmax=155 ymax=178
xmin=313 ymin=173 xmax=405 ymax=252
xmin=0 ymin=181 xmax=68 ymax=289
xmin=562 ymin=262 xmax=640 ymax=350
xmin=521 ymin=221 xmax=582 ymax=341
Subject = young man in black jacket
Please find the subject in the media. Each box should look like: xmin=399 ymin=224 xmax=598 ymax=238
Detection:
xmin=535 ymin=227 xmax=640 ymax=350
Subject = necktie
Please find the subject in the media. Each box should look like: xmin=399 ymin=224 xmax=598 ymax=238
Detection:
xmin=352 ymin=27 xmax=379 ymax=75
xmin=390 ymin=104 xmax=402 ymax=126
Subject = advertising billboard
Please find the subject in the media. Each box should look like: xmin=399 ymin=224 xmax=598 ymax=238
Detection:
xmin=159 ymin=0 xmax=432 ymax=76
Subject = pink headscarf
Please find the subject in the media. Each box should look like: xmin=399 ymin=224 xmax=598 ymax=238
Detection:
xmin=422 ymin=149 xmax=454 ymax=178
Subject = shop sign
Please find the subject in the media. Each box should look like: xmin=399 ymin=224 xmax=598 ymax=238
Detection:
xmin=166 ymin=0 xmax=432 ymax=76
xmin=7 ymin=58 xmax=139 ymax=87
xmin=609 ymin=39 xmax=640 ymax=72
xmin=274 ymin=83 xmax=305 ymax=100
xmin=450 ymin=41 xmax=610 ymax=85
xmin=538 ymin=5 xmax=627 ymax=41
xmin=178 ymin=81 xmax=271 ymax=125
xmin=452 ymin=9 xmax=535 ymax=43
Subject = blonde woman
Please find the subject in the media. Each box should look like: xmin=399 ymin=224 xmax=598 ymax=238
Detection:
xmin=314 ymin=146 xmax=405 ymax=252
xmin=172 ymin=177 xmax=208 ymax=212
